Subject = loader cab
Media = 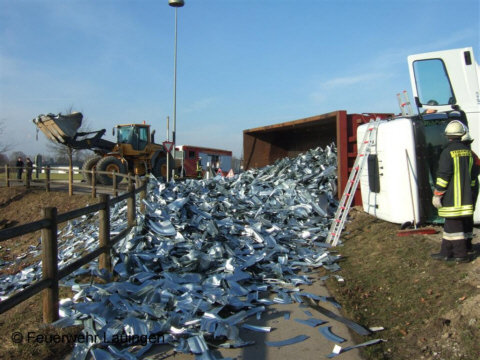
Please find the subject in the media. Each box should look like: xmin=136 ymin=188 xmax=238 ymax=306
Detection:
xmin=116 ymin=124 xmax=150 ymax=151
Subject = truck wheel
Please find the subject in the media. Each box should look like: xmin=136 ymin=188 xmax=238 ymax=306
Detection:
xmin=152 ymin=157 xmax=172 ymax=181
xmin=81 ymin=155 xmax=102 ymax=184
xmin=96 ymin=156 xmax=126 ymax=185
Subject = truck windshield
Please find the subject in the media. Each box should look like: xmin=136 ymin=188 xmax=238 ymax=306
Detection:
xmin=413 ymin=59 xmax=456 ymax=106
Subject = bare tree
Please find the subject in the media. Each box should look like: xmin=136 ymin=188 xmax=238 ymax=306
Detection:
xmin=0 ymin=119 xmax=14 ymax=154
xmin=9 ymin=151 xmax=27 ymax=164
xmin=0 ymin=153 xmax=8 ymax=166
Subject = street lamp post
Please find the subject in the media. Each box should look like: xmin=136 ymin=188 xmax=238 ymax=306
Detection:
xmin=169 ymin=0 xmax=184 ymax=151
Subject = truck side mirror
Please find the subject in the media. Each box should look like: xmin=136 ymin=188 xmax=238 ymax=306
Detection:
xmin=112 ymin=127 xmax=115 ymax=136
xmin=415 ymin=96 xmax=422 ymax=108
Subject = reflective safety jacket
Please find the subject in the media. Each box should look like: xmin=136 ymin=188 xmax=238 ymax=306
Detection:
xmin=435 ymin=139 xmax=478 ymax=218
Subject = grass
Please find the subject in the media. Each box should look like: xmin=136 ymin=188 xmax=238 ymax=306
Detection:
xmin=0 ymin=173 xmax=84 ymax=181
xmin=323 ymin=207 xmax=479 ymax=360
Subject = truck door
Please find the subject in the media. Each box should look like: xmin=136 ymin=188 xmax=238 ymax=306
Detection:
xmin=138 ymin=127 xmax=148 ymax=150
xmin=409 ymin=47 xmax=480 ymax=223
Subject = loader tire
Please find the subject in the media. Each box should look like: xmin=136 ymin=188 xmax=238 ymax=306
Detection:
xmin=152 ymin=156 xmax=172 ymax=182
xmin=96 ymin=156 xmax=126 ymax=185
xmin=81 ymin=155 xmax=102 ymax=184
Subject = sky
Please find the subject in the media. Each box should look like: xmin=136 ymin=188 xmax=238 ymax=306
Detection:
xmin=1 ymin=0 xmax=479 ymax=160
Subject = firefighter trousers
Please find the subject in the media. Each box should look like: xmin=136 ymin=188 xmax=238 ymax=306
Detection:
xmin=440 ymin=217 xmax=469 ymax=258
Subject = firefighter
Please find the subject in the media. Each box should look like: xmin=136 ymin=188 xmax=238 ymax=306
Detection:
xmin=461 ymin=130 xmax=479 ymax=253
xmin=431 ymin=120 xmax=477 ymax=263
xmin=196 ymin=157 xmax=203 ymax=179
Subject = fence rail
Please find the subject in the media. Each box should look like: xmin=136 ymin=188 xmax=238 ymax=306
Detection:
xmin=0 ymin=176 xmax=147 ymax=323
xmin=3 ymin=164 xmax=135 ymax=197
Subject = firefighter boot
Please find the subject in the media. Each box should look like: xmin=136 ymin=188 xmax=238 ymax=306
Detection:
xmin=430 ymin=253 xmax=449 ymax=261
xmin=445 ymin=256 xmax=470 ymax=263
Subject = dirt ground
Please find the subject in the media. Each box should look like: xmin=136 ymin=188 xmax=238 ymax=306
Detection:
xmin=0 ymin=187 xmax=95 ymax=276
xmin=0 ymin=188 xmax=479 ymax=359
xmin=325 ymin=207 xmax=480 ymax=360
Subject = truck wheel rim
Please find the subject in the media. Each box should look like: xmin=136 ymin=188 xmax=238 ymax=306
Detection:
xmin=106 ymin=164 xmax=120 ymax=176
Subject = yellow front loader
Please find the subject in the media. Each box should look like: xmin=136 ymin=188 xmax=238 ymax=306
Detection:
xmin=33 ymin=112 xmax=172 ymax=185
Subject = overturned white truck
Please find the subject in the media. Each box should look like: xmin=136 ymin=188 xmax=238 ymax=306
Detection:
xmin=358 ymin=47 xmax=480 ymax=225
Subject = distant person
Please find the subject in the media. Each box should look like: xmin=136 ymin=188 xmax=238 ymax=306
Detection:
xmin=15 ymin=157 xmax=24 ymax=180
xmin=196 ymin=157 xmax=203 ymax=179
xmin=26 ymin=158 xmax=33 ymax=180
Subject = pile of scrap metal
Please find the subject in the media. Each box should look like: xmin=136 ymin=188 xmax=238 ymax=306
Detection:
xmin=2 ymin=145 xmax=382 ymax=358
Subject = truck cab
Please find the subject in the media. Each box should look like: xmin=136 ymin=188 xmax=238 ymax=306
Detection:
xmin=358 ymin=47 xmax=480 ymax=224
xmin=174 ymin=145 xmax=233 ymax=178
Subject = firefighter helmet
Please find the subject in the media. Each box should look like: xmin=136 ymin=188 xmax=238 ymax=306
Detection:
xmin=445 ymin=120 xmax=467 ymax=138
xmin=461 ymin=131 xmax=474 ymax=143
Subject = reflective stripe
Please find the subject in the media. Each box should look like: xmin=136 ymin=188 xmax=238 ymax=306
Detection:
xmin=443 ymin=231 xmax=466 ymax=241
xmin=436 ymin=178 xmax=448 ymax=188
xmin=439 ymin=204 xmax=474 ymax=217
xmin=451 ymin=150 xmax=471 ymax=157
xmin=453 ymin=156 xmax=460 ymax=208
xmin=469 ymin=156 xmax=476 ymax=187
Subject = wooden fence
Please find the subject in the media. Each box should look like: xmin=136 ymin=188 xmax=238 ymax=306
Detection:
xmin=3 ymin=164 xmax=134 ymax=198
xmin=0 ymin=176 xmax=147 ymax=323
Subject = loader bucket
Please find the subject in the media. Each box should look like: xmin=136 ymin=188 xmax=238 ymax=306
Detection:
xmin=33 ymin=112 xmax=83 ymax=144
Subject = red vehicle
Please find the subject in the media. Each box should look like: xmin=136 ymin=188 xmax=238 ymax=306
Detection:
xmin=174 ymin=145 xmax=232 ymax=178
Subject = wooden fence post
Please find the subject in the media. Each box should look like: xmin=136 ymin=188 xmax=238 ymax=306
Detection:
xmin=113 ymin=171 xmax=118 ymax=197
xmin=68 ymin=166 xmax=73 ymax=196
xmin=41 ymin=207 xmax=59 ymax=323
xmin=92 ymin=168 xmax=97 ymax=198
xmin=139 ymin=179 xmax=146 ymax=214
xmin=98 ymin=194 xmax=111 ymax=273
xmin=128 ymin=172 xmax=133 ymax=192
xmin=5 ymin=165 xmax=9 ymax=187
xmin=46 ymin=166 xmax=50 ymax=192
xmin=127 ymin=182 xmax=136 ymax=227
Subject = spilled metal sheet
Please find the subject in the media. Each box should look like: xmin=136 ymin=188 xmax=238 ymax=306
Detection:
xmin=264 ymin=335 xmax=310 ymax=347
xmin=294 ymin=318 xmax=327 ymax=327
xmin=242 ymin=324 xmax=272 ymax=333
xmin=318 ymin=326 xmax=346 ymax=343
xmin=300 ymin=296 xmax=371 ymax=336
xmin=0 ymin=146 xmax=383 ymax=358
xmin=326 ymin=339 xmax=387 ymax=358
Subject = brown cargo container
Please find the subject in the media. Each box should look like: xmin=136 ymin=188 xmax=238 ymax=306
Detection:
xmin=243 ymin=110 xmax=393 ymax=205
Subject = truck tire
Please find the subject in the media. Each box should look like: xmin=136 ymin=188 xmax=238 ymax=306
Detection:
xmin=96 ymin=156 xmax=126 ymax=185
xmin=152 ymin=156 xmax=172 ymax=182
xmin=81 ymin=155 xmax=102 ymax=184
